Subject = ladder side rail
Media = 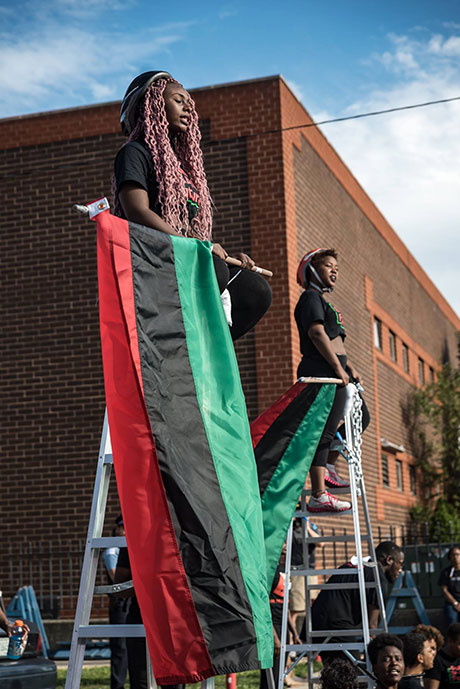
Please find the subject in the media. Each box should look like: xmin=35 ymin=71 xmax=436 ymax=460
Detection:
xmin=65 ymin=411 xmax=112 ymax=689
xmin=300 ymin=493 xmax=315 ymax=689
xmin=344 ymin=391 xmax=371 ymax=650
xmin=361 ymin=482 xmax=388 ymax=632
xmin=278 ymin=519 xmax=294 ymax=689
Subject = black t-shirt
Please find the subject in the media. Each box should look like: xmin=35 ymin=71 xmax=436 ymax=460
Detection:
xmin=398 ymin=675 xmax=424 ymax=689
xmin=311 ymin=562 xmax=385 ymax=631
xmin=114 ymin=140 xmax=200 ymax=228
xmin=116 ymin=547 xmax=142 ymax=624
xmin=294 ymin=289 xmax=346 ymax=360
xmin=439 ymin=566 xmax=460 ymax=601
xmin=425 ymin=648 xmax=460 ymax=688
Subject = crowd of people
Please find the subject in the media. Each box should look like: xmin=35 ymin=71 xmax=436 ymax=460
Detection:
xmin=319 ymin=623 xmax=460 ymax=689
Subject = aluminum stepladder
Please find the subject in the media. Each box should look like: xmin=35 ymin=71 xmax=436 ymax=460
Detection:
xmin=277 ymin=385 xmax=388 ymax=689
xmin=65 ymin=410 xmax=215 ymax=689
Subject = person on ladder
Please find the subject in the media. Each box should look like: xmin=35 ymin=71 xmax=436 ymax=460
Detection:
xmin=113 ymin=70 xmax=272 ymax=341
xmin=295 ymin=248 xmax=359 ymax=512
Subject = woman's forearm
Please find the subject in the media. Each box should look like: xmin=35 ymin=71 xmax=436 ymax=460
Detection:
xmin=310 ymin=329 xmax=344 ymax=374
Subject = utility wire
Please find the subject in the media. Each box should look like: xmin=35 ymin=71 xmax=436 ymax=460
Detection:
xmin=246 ymin=94 xmax=460 ymax=138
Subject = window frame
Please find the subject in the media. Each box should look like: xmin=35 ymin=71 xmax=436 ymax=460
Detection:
xmin=381 ymin=454 xmax=390 ymax=487
xmin=374 ymin=317 xmax=382 ymax=350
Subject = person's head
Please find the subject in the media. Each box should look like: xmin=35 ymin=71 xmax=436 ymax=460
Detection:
xmin=113 ymin=514 xmax=125 ymax=537
xmin=446 ymin=623 xmax=460 ymax=658
xmin=412 ymin=624 xmax=444 ymax=653
xmin=115 ymin=70 xmax=212 ymax=240
xmin=368 ymin=634 xmax=404 ymax=688
xmin=403 ymin=632 xmax=436 ymax=672
xmin=320 ymin=658 xmax=358 ymax=689
xmin=297 ymin=249 xmax=338 ymax=292
xmin=375 ymin=541 xmax=404 ymax=583
xmin=448 ymin=546 xmax=460 ymax=569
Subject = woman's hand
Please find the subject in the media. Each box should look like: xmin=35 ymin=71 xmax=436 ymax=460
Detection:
xmin=211 ymin=243 xmax=228 ymax=260
xmin=335 ymin=365 xmax=350 ymax=387
xmin=347 ymin=364 xmax=361 ymax=383
xmin=235 ymin=252 xmax=255 ymax=270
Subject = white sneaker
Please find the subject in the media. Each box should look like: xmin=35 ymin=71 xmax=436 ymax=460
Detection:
xmin=307 ymin=491 xmax=351 ymax=513
xmin=325 ymin=465 xmax=350 ymax=489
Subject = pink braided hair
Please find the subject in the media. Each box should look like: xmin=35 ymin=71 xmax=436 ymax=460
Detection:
xmin=113 ymin=78 xmax=212 ymax=240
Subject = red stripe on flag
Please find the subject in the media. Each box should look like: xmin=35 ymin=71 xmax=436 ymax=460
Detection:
xmin=97 ymin=212 xmax=214 ymax=683
xmin=250 ymin=381 xmax=307 ymax=449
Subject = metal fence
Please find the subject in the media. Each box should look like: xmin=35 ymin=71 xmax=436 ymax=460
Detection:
xmin=5 ymin=522 xmax=459 ymax=618
xmin=5 ymin=539 xmax=109 ymax=619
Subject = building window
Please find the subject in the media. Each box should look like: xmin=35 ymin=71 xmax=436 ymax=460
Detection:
xmin=381 ymin=454 xmax=390 ymax=487
xmin=374 ymin=317 xmax=382 ymax=350
xmin=389 ymin=331 xmax=397 ymax=362
xmin=402 ymin=343 xmax=410 ymax=373
xmin=396 ymin=460 xmax=403 ymax=491
xmin=409 ymin=465 xmax=416 ymax=494
xmin=429 ymin=366 xmax=435 ymax=384
xmin=418 ymin=358 xmax=425 ymax=385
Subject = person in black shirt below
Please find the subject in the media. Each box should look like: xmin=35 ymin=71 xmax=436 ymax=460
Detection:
xmin=439 ymin=547 xmax=460 ymax=627
xmin=399 ymin=631 xmax=436 ymax=689
xmin=113 ymin=70 xmax=271 ymax=342
xmin=367 ymin=634 xmax=405 ymax=689
xmin=303 ymin=541 xmax=404 ymax=664
xmin=295 ymin=248 xmax=361 ymax=512
xmin=114 ymin=547 xmax=184 ymax=689
xmin=425 ymin=623 xmax=460 ymax=689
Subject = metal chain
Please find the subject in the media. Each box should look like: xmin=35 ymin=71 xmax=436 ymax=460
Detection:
xmin=345 ymin=385 xmax=364 ymax=495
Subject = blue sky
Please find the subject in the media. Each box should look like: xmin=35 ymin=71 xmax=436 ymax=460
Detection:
xmin=1 ymin=0 xmax=460 ymax=315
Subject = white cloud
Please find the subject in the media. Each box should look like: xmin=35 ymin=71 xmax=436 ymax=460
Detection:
xmin=311 ymin=31 xmax=460 ymax=315
xmin=0 ymin=18 xmax=193 ymax=116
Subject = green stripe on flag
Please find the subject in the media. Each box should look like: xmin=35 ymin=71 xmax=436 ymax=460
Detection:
xmin=261 ymin=384 xmax=335 ymax=585
xmin=171 ymin=236 xmax=273 ymax=669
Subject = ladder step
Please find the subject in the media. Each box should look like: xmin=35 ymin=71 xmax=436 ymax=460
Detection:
xmin=309 ymin=582 xmax=378 ymax=590
xmin=90 ymin=536 xmax=127 ymax=549
xmin=77 ymin=624 xmax=145 ymax=638
xmin=291 ymin=567 xmax=377 ymax=577
xmin=295 ymin=508 xmax=353 ymax=517
xmin=103 ymin=454 xmax=113 ymax=464
xmin=292 ymin=533 xmax=371 ymax=543
xmin=303 ymin=486 xmax=351 ymax=496
xmin=288 ymin=642 xmax=366 ymax=652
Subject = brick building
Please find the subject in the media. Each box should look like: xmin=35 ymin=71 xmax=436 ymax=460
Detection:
xmin=2 ymin=76 xmax=459 ymax=610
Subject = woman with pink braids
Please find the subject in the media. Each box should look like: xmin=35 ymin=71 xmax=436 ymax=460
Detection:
xmin=114 ymin=70 xmax=272 ymax=341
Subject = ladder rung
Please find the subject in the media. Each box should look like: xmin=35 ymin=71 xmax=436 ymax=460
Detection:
xmin=91 ymin=536 xmax=127 ymax=548
xmin=103 ymin=454 xmax=113 ymax=464
xmin=78 ymin=624 xmax=145 ymax=638
xmin=293 ymin=534 xmax=370 ymax=543
xmin=288 ymin=642 xmax=366 ymax=651
xmin=308 ymin=582 xmax=377 ymax=590
xmin=94 ymin=579 xmax=134 ymax=595
xmin=291 ymin=567 xmax=376 ymax=577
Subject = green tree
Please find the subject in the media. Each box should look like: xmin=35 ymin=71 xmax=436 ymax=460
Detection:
xmin=404 ymin=356 xmax=460 ymax=538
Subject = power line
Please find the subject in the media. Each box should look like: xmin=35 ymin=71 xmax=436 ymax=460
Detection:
xmin=246 ymin=94 xmax=460 ymax=138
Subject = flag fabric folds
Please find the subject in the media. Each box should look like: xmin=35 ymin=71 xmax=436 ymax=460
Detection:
xmin=96 ymin=211 xmax=273 ymax=683
xmin=251 ymin=381 xmax=335 ymax=586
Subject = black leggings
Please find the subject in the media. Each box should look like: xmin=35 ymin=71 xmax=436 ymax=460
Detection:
xmin=297 ymin=355 xmax=348 ymax=468
xmin=212 ymin=255 xmax=272 ymax=341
